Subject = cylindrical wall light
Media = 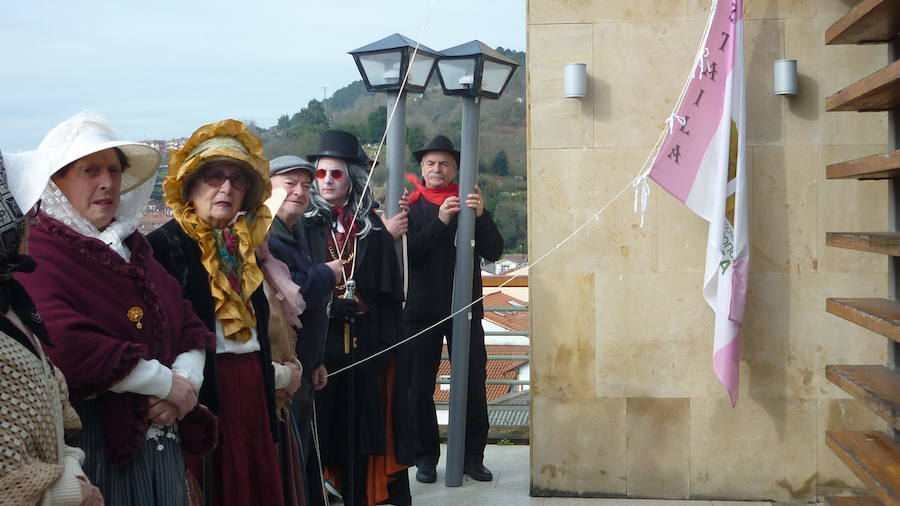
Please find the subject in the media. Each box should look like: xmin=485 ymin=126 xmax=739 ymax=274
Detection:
xmin=564 ymin=63 xmax=587 ymax=98
xmin=773 ymin=59 xmax=798 ymax=96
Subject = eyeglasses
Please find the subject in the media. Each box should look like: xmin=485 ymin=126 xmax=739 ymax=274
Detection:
xmin=26 ymin=199 xmax=41 ymax=218
xmin=316 ymin=169 xmax=345 ymax=180
xmin=201 ymin=171 xmax=251 ymax=190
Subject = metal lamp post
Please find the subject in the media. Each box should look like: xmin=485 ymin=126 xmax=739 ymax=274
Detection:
xmin=434 ymin=40 xmax=518 ymax=487
xmin=349 ymin=34 xmax=440 ymax=248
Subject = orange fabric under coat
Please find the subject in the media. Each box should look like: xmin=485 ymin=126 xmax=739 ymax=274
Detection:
xmin=366 ymin=358 xmax=407 ymax=505
xmin=324 ymin=358 xmax=407 ymax=506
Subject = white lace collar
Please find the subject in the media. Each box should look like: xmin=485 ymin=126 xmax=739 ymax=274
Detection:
xmin=40 ymin=176 xmax=156 ymax=262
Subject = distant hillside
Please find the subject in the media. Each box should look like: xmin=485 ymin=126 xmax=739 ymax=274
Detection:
xmin=256 ymin=48 xmax=527 ymax=253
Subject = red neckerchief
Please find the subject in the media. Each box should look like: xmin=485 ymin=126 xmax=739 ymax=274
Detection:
xmin=405 ymin=174 xmax=458 ymax=206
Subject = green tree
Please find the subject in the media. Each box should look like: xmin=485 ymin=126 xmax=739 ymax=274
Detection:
xmin=286 ymin=124 xmax=327 ymax=141
xmin=366 ymin=106 xmax=387 ymax=143
xmin=493 ymin=197 xmax=527 ymax=253
xmin=294 ymin=99 xmax=329 ymax=128
xmin=328 ymin=80 xmax=367 ymax=111
xmin=332 ymin=122 xmax=367 ymax=140
xmin=277 ymin=114 xmax=290 ymax=130
xmin=406 ymin=125 xmax=426 ymax=151
xmin=490 ymin=150 xmax=509 ymax=176
xmin=477 ymin=175 xmax=501 ymax=209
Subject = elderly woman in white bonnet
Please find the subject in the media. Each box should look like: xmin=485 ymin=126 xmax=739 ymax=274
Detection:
xmin=16 ymin=111 xmax=219 ymax=506
xmin=0 ymin=147 xmax=104 ymax=505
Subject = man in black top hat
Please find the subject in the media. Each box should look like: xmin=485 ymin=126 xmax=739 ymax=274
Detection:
xmin=303 ymin=130 xmax=413 ymax=506
xmin=403 ymin=135 xmax=503 ymax=483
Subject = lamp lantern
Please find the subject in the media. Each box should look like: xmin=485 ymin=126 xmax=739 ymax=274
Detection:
xmin=350 ymin=33 xmax=441 ymax=94
xmin=435 ymin=40 xmax=519 ymax=100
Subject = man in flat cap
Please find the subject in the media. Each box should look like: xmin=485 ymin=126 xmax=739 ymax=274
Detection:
xmin=403 ymin=135 xmax=503 ymax=484
xmin=267 ymin=154 xmax=342 ymax=503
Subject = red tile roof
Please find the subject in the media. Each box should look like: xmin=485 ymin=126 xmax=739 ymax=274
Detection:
xmin=433 ymin=345 xmax=529 ymax=402
xmin=502 ymin=254 xmax=528 ymax=264
xmin=481 ymin=292 xmax=529 ymax=332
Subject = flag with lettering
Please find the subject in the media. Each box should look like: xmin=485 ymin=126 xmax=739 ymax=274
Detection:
xmin=648 ymin=0 xmax=747 ymax=407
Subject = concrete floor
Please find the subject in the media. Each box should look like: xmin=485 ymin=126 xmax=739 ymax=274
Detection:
xmin=407 ymin=445 xmax=778 ymax=506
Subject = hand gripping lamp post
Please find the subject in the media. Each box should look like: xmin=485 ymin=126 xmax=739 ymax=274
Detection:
xmin=434 ymin=40 xmax=518 ymax=487
xmin=350 ymin=34 xmax=440 ymax=269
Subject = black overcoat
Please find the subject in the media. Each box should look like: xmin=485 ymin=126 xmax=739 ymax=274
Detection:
xmin=404 ymin=199 xmax=504 ymax=326
xmin=306 ymin=211 xmax=413 ymax=465
xmin=268 ymin=215 xmax=334 ymax=375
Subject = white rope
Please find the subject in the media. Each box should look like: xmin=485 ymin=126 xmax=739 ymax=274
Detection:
xmin=326 ymin=0 xmax=723 ymax=378
xmin=328 ymin=124 xmax=669 ymax=378
xmin=328 ymin=166 xmax=642 ymax=378
xmin=310 ymin=396 xmax=330 ymax=506
xmin=632 ymin=172 xmax=651 ymax=228
xmin=665 ymin=113 xmax=687 ymax=135
xmin=694 ymin=47 xmax=710 ymax=80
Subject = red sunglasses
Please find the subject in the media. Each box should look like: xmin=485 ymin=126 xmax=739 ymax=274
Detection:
xmin=316 ymin=168 xmax=344 ymax=180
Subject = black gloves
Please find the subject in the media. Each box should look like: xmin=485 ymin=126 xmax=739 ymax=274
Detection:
xmin=329 ymin=298 xmax=360 ymax=319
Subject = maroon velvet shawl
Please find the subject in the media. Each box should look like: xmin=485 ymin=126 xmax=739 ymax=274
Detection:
xmin=17 ymin=215 xmax=218 ymax=463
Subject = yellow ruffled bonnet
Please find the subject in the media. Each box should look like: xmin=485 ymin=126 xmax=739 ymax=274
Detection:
xmin=164 ymin=119 xmax=273 ymax=342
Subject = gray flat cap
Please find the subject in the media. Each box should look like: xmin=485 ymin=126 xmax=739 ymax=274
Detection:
xmin=269 ymin=155 xmax=315 ymax=177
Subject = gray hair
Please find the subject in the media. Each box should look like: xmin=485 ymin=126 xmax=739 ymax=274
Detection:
xmin=306 ymin=158 xmax=380 ymax=239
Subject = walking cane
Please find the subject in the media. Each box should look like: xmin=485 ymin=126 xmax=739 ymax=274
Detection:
xmin=343 ymin=280 xmax=357 ymax=506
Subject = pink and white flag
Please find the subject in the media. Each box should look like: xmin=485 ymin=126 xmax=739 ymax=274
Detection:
xmin=648 ymin=0 xmax=748 ymax=407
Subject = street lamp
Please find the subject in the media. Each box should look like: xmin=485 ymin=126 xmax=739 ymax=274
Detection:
xmin=351 ymin=33 xmax=440 ymax=93
xmin=436 ymin=40 xmax=519 ymax=99
xmin=350 ymin=34 xmax=440 ymax=235
xmin=434 ymin=40 xmax=519 ymax=488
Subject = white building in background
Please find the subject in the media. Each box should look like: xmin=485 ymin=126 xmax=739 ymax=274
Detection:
xmin=482 ymin=253 xmax=528 ymax=275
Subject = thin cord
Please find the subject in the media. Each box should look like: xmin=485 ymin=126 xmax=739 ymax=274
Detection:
xmin=311 ymin=397 xmax=330 ymax=505
xmin=326 ymin=0 xmax=720 ymax=379
xmin=327 ymin=158 xmax=649 ymax=378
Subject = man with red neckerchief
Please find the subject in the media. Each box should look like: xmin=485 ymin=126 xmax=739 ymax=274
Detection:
xmin=403 ymin=135 xmax=503 ymax=484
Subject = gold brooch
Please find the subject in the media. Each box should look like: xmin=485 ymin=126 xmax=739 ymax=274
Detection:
xmin=127 ymin=307 xmax=144 ymax=329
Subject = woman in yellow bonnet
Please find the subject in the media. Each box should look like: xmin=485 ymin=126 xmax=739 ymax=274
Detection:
xmin=148 ymin=119 xmax=300 ymax=506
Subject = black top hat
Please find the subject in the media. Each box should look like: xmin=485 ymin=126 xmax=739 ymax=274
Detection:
xmin=308 ymin=130 xmax=363 ymax=164
xmin=413 ymin=135 xmax=460 ymax=167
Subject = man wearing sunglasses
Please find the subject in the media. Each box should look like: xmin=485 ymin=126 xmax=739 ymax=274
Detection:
xmin=403 ymin=135 xmax=504 ymax=484
xmin=302 ymin=130 xmax=413 ymax=506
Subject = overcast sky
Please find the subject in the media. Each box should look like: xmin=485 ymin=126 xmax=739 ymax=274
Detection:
xmin=0 ymin=0 xmax=525 ymax=151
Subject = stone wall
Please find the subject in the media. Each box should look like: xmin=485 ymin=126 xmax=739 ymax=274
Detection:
xmin=527 ymin=0 xmax=890 ymax=501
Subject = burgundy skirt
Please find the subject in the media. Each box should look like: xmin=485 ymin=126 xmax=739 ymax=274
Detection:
xmin=210 ymin=352 xmax=284 ymax=506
